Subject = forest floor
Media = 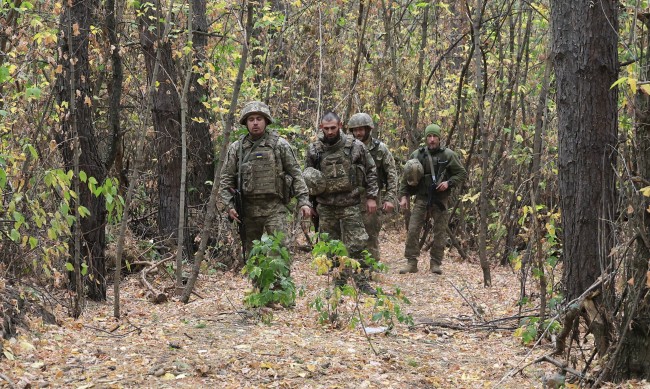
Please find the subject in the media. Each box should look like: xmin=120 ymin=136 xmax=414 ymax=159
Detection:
xmin=2 ymin=226 xmax=648 ymax=389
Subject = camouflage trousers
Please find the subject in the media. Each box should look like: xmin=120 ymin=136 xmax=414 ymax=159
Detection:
xmin=241 ymin=202 xmax=288 ymax=256
xmin=318 ymin=203 xmax=369 ymax=261
xmin=404 ymin=196 xmax=448 ymax=266
xmin=359 ymin=206 xmax=385 ymax=261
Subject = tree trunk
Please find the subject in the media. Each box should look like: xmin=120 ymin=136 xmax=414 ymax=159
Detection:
xmin=186 ymin=0 xmax=214 ymax=209
xmin=139 ymin=0 xmax=184 ymax=249
xmin=551 ymin=0 xmax=618 ymax=354
xmin=55 ymin=0 xmax=108 ymax=301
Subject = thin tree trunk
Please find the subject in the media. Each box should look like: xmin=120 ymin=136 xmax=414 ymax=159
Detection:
xmin=175 ymin=0 xmax=193 ymax=293
xmin=472 ymin=0 xmax=491 ymax=287
xmin=181 ymin=1 xmax=255 ymax=303
xmin=608 ymin=11 xmax=650 ymax=382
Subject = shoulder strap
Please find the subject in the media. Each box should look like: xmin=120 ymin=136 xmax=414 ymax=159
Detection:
xmin=242 ymin=134 xmax=267 ymax=163
xmin=237 ymin=135 xmax=245 ymax=191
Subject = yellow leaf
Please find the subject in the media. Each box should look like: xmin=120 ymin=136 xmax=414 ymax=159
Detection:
xmin=306 ymin=364 xmax=317 ymax=372
xmin=161 ymin=372 xmax=176 ymax=380
xmin=629 ymin=77 xmax=638 ymax=94
xmin=640 ymin=186 xmax=650 ymax=197
xmin=3 ymin=349 xmax=15 ymax=360
xmin=20 ymin=340 xmax=35 ymax=351
xmin=84 ymin=95 xmax=92 ymax=106
xmin=260 ymin=362 xmax=275 ymax=369
xmin=49 ymin=139 xmax=58 ymax=152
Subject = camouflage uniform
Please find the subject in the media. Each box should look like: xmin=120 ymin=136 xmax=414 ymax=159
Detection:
xmin=348 ymin=114 xmax=398 ymax=261
xmin=399 ymin=125 xmax=467 ymax=274
xmin=305 ymin=133 xmax=378 ymax=292
xmin=219 ymin=102 xmax=311 ymax=255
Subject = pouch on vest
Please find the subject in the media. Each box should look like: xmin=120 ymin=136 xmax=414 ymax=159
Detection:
xmin=321 ymin=152 xmax=354 ymax=194
xmin=241 ymin=147 xmax=277 ymax=197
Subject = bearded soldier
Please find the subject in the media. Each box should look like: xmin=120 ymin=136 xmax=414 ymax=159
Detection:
xmin=219 ymin=101 xmax=313 ymax=257
xmin=304 ymin=112 xmax=379 ymax=295
xmin=398 ymin=123 xmax=467 ymax=274
xmin=347 ymin=113 xmax=398 ymax=262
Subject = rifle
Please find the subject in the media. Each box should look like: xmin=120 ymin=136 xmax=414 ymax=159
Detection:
xmin=418 ymin=157 xmax=448 ymax=249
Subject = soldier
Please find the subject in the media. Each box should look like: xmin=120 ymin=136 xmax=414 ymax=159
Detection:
xmin=219 ymin=101 xmax=313 ymax=257
xmin=304 ymin=112 xmax=379 ymax=295
xmin=398 ymin=123 xmax=467 ymax=274
xmin=347 ymin=112 xmax=398 ymax=262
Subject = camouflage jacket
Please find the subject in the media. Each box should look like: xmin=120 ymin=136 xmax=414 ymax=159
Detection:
xmin=362 ymin=137 xmax=398 ymax=205
xmin=305 ymin=134 xmax=378 ymax=207
xmin=219 ymin=130 xmax=311 ymax=217
xmin=399 ymin=145 xmax=467 ymax=200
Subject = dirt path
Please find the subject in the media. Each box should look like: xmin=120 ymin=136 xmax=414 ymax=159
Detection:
xmin=3 ymin=230 xmax=555 ymax=388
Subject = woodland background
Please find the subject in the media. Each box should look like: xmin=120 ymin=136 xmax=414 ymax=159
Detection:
xmin=1 ymin=0 xmax=650 ymax=387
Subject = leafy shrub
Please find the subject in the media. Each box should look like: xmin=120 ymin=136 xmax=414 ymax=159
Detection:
xmin=309 ymin=234 xmax=413 ymax=329
xmin=241 ymin=232 xmax=295 ymax=308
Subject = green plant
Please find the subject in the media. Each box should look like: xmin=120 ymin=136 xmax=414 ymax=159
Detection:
xmin=514 ymin=316 xmax=561 ymax=345
xmin=308 ymin=234 xmax=413 ymax=330
xmin=241 ymin=232 xmax=295 ymax=308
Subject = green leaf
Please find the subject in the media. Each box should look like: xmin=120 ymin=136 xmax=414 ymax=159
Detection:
xmin=10 ymin=229 xmax=20 ymax=242
xmin=29 ymin=236 xmax=38 ymax=249
xmin=81 ymin=262 xmax=88 ymax=276
xmin=25 ymin=87 xmax=42 ymax=100
xmin=65 ymin=262 xmax=74 ymax=271
xmin=610 ymin=76 xmax=628 ymax=89
xmin=0 ymin=65 xmax=10 ymax=83
xmin=0 ymin=168 xmax=6 ymax=189
xmin=78 ymin=206 xmax=90 ymax=217
xmin=79 ymin=171 xmax=87 ymax=182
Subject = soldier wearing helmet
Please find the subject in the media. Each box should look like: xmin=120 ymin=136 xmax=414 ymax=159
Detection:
xmin=304 ymin=112 xmax=379 ymax=295
xmin=219 ymin=100 xmax=313 ymax=261
xmin=398 ymin=123 xmax=467 ymax=275
xmin=348 ymin=112 xmax=398 ymax=263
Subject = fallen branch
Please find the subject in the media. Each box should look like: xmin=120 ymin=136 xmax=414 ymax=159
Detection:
xmin=448 ymin=280 xmax=485 ymax=322
xmin=534 ymin=354 xmax=586 ymax=380
xmin=139 ymin=255 xmax=174 ymax=304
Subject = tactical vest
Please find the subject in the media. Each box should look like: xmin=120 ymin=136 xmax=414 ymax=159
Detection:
xmin=238 ymin=132 xmax=284 ymax=199
xmin=315 ymin=136 xmax=359 ymax=194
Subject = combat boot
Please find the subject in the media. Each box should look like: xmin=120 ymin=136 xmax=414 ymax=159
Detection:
xmin=430 ymin=260 xmax=442 ymax=274
xmin=398 ymin=259 xmax=418 ymax=274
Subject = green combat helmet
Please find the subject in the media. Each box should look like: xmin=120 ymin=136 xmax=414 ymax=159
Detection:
xmin=347 ymin=112 xmax=374 ymax=130
xmin=303 ymin=167 xmax=327 ymax=196
xmin=403 ymin=159 xmax=424 ymax=186
xmin=239 ymin=101 xmax=274 ymax=125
